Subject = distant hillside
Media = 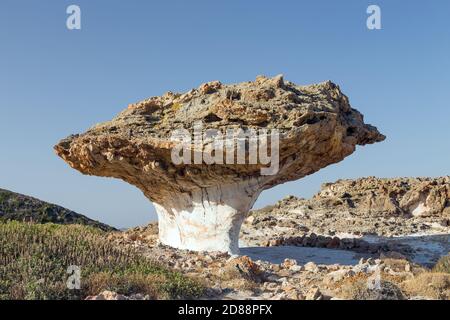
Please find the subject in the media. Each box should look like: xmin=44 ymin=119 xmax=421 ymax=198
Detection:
xmin=0 ymin=188 xmax=115 ymax=231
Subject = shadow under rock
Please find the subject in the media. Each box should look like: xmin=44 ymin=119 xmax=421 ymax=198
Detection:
xmin=240 ymin=246 xmax=367 ymax=266
xmin=240 ymin=233 xmax=450 ymax=267
xmin=361 ymin=233 xmax=450 ymax=266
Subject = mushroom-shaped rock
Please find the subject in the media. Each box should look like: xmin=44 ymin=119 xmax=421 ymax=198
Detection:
xmin=54 ymin=75 xmax=385 ymax=254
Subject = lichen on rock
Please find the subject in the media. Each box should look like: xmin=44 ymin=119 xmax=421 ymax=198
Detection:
xmin=54 ymin=75 xmax=385 ymax=253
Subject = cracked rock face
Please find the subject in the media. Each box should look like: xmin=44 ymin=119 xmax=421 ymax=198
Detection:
xmin=244 ymin=176 xmax=450 ymax=248
xmin=54 ymin=75 xmax=385 ymax=253
xmin=315 ymin=176 xmax=450 ymax=217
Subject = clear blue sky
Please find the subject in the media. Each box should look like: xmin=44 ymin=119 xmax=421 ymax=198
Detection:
xmin=1 ymin=1 xmax=449 ymax=228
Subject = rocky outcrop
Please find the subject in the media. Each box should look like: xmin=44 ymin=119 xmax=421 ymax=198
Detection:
xmin=265 ymin=176 xmax=450 ymax=220
xmin=315 ymin=176 xmax=450 ymax=217
xmin=244 ymin=177 xmax=450 ymax=249
xmin=55 ymin=75 xmax=384 ymax=253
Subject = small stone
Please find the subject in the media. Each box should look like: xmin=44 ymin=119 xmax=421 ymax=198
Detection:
xmin=270 ymin=74 xmax=284 ymax=88
xmin=245 ymin=215 xmax=256 ymax=225
xmin=304 ymin=262 xmax=319 ymax=273
xmin=198 ymin=80 xmax=222 ymax=94
xmin=269 ymin=239 xmax=279 ymax=247
xmin=223 ymin=255 xmax=262 ymax=281
xmin=405 ymin=263 xmax=411 ymax=272
xmin=326 ymin=236 xmax=341 ymax=249
xmin=285 ymin=290 xmax=300 ymax=300
xmin=195 ymin=260 xmax=203 ymax=268
xmin=255 ymin=75 xmax=268 ymax=84
xmin=271 ymin=264 xmax=281 ymax=272
xmin=270 ymin=292 xmax=288 ymax=300
xmin=86 ymin=290 xmax=127 ymax=301
xmin=265 ymin=274 xmax=280 ymax=282
xmin=290 ymin=265 xmax=304 ymax=272
xmin=203 ymin=255 xmax=214 ymax=264
xmin=277 ymin=269 xmax=292 ymax=277
xmin=264 ymin=282 xmax=279 ymax=291
xmin=305 ymin=287 xmax=322 ymax=300
xmin=281 ymin=258 xmax=297 ymax=269
xmin=276 ymin=277 xmax=288 ymax=284
xmin=262 ymin=240 xmax=270 ymax=247
xmin=323 ymin=269 xmax=354 ymax=284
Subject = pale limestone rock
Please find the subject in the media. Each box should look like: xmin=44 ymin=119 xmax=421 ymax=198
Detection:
xmin=55 ymin=75 xmax=384 ymax=253
xmin=305 ymin=287 xmax=323 ymax=300
xmin=85 ymin=290 xmax=127 ymax=300
xmin=316 ymin=176 xmax=450 ymax=217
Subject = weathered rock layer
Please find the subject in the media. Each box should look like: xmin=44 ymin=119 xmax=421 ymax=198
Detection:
xmin=245 ymin=176 xmax=450 ymax=246
xmin=315 ymin=176 xmax=450 ymax=217
xmin=55 ymin=75 xmax=384 ymax=253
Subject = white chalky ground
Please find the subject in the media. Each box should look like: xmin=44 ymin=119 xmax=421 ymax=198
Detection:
xmin=240 ymin=233 xmax=450 ymax=267
xmin=240 ymin=246 xmax=364 ymax=266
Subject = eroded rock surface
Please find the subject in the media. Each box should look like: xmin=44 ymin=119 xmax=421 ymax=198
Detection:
xmin=107 ymin=177 xmax=450 ymax=300
xmin=55 ymin=75 xmax=384 ymax=253
xmin=246 ymin=176 xmax=450 ymax=237
xmin=242 ymin=177 xmax=450 ymax=265
xmin=315 ymin=176 xmax=450 ymax=218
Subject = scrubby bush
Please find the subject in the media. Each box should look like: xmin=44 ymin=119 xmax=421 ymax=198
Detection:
xmin=402 ymin=272 xmax=450 ymax=300
xmin=0 ymin=221 xmax=203 ymax=300
xmin=341 ymin=278 xmax=406 ymax=300
xmin=433 ymin=254 xmax=450 ymax=274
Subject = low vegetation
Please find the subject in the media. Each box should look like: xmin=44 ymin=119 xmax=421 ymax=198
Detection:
xmin=402 ymin=272 xmax=450 ymax=300
xmin=0 ymin=221 xmax=204 ymax=300
xmin=334 ymin=257 xmax=450 ymax=300
xmin=341 ymin=278 xmax=406 ymax=300
xmin=0 ymin=188 xmax=114 ymax=231
xmin=433 ymin=254 xmax=450 ymax=274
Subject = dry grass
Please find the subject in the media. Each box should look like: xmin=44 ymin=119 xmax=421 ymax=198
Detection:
xmin=398 ymin=254 xmax=450 ymax=300
xmin=401 ymin=273 xmax=450 ymax=300
xmin=83 ymin=272 xmax=164 ymax=298
xmin=339 ymin=277 xmax=406 ymax=300
xmin=333 ymin=272 xmax=407 ymax=300
xmin=334 ymin=257 xmax=450 ymax=300
xmin=433 ymin=255 xmax=450 ymax=274
xmin=0 ymin=221 xmax=204 ymax=300
xmin=213 ymin=256 xmax=263 ymax=291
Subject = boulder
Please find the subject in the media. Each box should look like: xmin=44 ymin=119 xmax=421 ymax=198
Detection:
xmin=55 ymin=75 xmax=384 ymax=253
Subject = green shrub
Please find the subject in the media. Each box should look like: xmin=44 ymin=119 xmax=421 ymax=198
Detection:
xmin=0 ymin=221 xmax=203 ymax=300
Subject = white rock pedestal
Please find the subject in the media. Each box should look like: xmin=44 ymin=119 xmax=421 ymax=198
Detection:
xmin=153 ymin=181 xmax=261 ymax=254
xmin=55 ymin=77 xmax=385 ymax=255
